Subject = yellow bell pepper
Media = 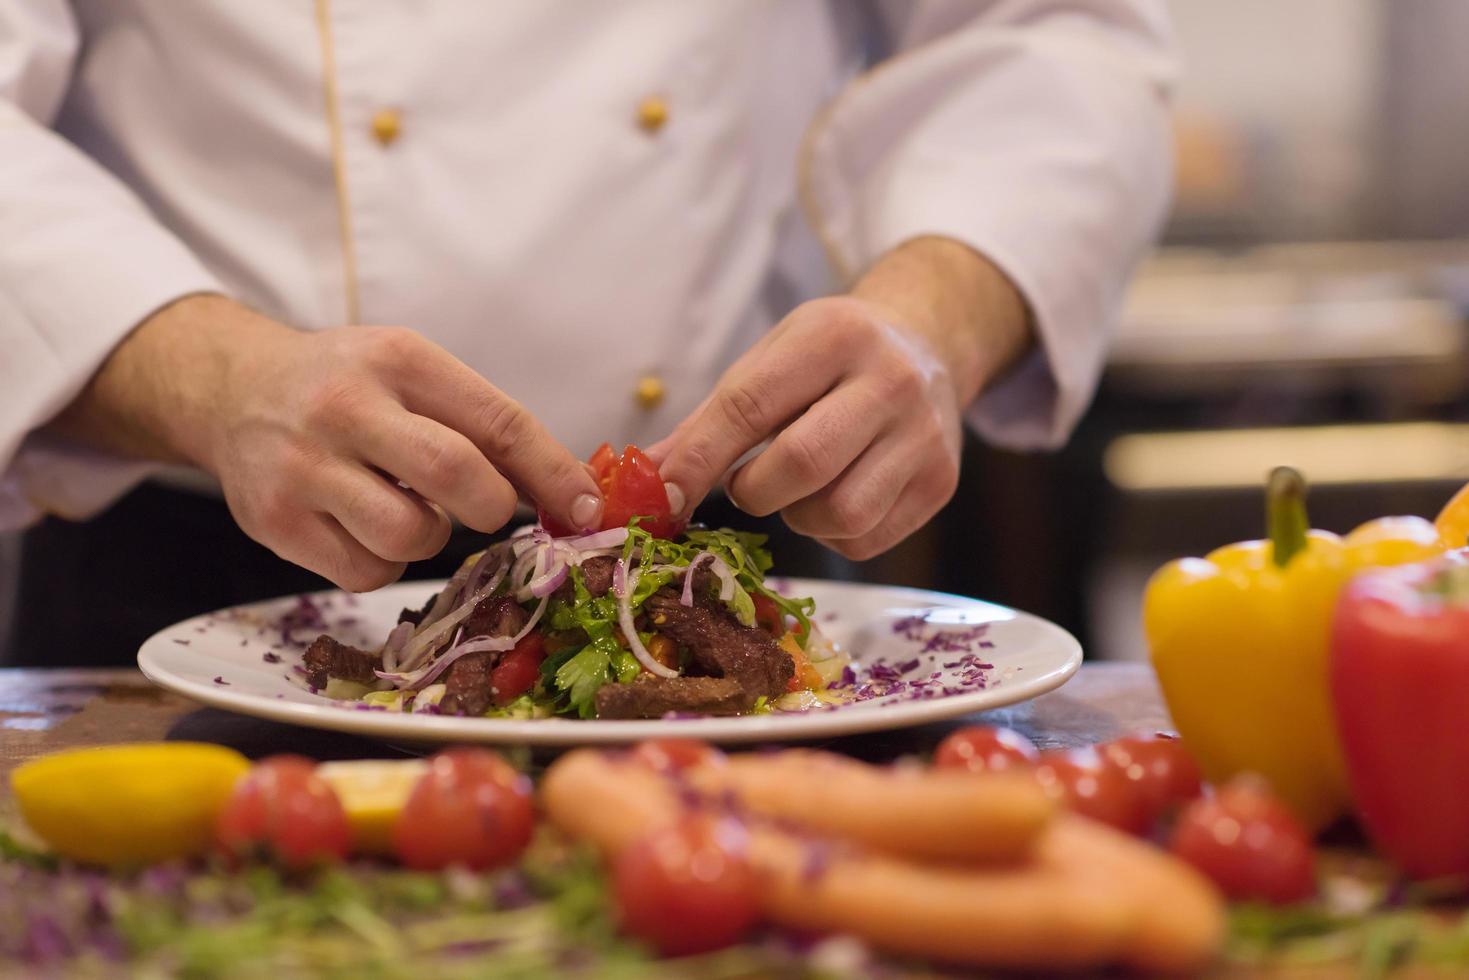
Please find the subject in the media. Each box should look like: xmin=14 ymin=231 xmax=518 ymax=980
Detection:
xmin=1143 ymin=468 xmax=1446 ymax=832
xmin=1434 ymin=482 xmax=1469 ymax=550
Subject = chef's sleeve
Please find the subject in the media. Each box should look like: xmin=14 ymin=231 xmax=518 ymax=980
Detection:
xmin=802 ymin=0 xmax=1176 ymax=449
xmin=0 ymin=0 xmax=221 ymax=530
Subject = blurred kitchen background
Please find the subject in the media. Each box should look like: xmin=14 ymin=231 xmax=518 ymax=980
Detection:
xmin=872 ymin=0 xmax=1469 ymax=660
xmin=4 ymin=0 xmax=1469 ymax=664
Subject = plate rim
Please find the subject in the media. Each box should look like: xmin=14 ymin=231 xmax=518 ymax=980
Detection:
xmin=137 ymin=577 xmax=1082 ymax=746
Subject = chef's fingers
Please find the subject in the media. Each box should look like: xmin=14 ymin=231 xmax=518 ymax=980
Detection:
xmin=656 ymin=343 xmax=839 ymax=517
xmin=306 ymin=461 xmax=452 ymax=564
xmin=393 ymin=343 xmax=603 ymax=532
xmin=780 ymin=429 xmax=917 ymax=540
xmin=645 ymin=328 xmax=788 ymax=465
xmin=814 ymin=463 xmax=956 ymax=560
xmin=268 ymin=510 xmax=408 ymax=593
xmin=348 ymin=410 xmax=520 ymax=533
xmin=643 ymin=393 xmax=711 ymax=465
xmin=725 ymin=382 xmax=887 ymax=517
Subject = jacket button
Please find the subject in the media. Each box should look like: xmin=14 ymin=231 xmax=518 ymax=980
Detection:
xmin=636 ymin=96 xmax=668 ymax=133
xmin=371 ymin=108 xmax=402 ymax=146
xmin=635 ymin=375 xmax=665 ymax=409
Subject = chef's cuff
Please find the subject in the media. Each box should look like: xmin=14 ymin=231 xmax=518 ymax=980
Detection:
xmin=810 ymin=172 xmax=1105 ymax=452
xmin=0 ymin=433 xmax=161 ymax=528
xmin=0 ymin=243 xmax=221 ymax=528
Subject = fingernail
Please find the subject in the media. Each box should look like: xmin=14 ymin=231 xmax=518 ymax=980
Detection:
xmin=663 ymin=482 xmax=686 ymax=517
xmin=571 ymin=493 xmax=602 ymax=531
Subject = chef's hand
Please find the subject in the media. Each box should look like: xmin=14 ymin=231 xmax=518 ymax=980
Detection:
xmin=652 ymin=237 xmax=1032 ymax=560
xmin=47 ymin=295 xmax=603 ymax=590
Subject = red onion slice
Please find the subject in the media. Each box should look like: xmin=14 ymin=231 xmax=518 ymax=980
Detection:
xmin=614 ymin=562 xmax=679 ymax=679
xmin=516 ymin=545 xmax=559 ymax=601
xmin=396 ymin=577 xmax=501 ymax=673
xmin=381 ymin=621 xmax=413 ymax=673
xmin=377 ymin=633 xmax=515 ymax=689
xmin=461 ymin=543 xmax=508 ymax=599
xmin=680 ymin=552 xmax=717 ymax=606
xmin=415 ymin=555 xmax=475 ymax=632
xmin=707 ymin=555 xmax=738 ymax=602
xmin=562 ymin=527 xmax=630 ymax=551
xmin=380 ymin=592 xmax=553 ymax=690
xmin=526 ymin=561 xmax=569 ymax=599
xmin=573 ymin=547 xmax=622 ymax=564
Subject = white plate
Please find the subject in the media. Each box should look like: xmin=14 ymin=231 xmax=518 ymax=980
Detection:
xmin=138 ymin=578 xmax=1081 ymax=746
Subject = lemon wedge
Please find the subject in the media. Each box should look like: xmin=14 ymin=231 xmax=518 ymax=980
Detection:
xmin=317 ymin=759 xmax=427 ymax=855
xmin=10 ymin=742 xmax=251 ymax=867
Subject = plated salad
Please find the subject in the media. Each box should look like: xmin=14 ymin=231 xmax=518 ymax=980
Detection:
xmin=302 ymin=445 xmax=849 ymax=720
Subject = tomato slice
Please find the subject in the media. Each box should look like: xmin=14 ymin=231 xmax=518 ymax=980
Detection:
xmin=489 ymin=633 xmax=547 ymax=706
xmin=539 ymin=443 xmax=685 ymax=539
xmin=588 ymin=442 xmax=616 ymax=484
xmin=604 ymin=445 xmax=682 ymax=538
xmin=752 ymin=593 xmax=785 ymax=636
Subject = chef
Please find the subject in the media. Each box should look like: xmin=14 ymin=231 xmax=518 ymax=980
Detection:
xmin=0 ymin=2 xmax=1174 ymax=660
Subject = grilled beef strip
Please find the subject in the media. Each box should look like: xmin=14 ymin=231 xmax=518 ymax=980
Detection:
xmin=549 ymin=554 xmax=619 ymax=604
xmin=460 ymin=593 xmax=530 ymax=639
xmin=303 ymin=635 xmax=382 ymax=689
xmin=643 ymin=587 xmax=793 ymax=701
xmin=594 ymin=675 xmax=747 ymax=719
xmin=438 ymin=595 xmax=531 ymax=716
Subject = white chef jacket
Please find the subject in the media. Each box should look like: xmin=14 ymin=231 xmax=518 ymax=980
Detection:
xmin=0 ymin=0 xmax=1175 ymax=528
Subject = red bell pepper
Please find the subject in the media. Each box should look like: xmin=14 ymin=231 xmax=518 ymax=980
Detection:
xmin=1330 ymin=551 xmax=1469 ymax=879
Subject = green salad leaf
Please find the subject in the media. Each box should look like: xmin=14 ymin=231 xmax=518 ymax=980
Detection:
xmin=555 ymin=637 xmax=619 ymax=718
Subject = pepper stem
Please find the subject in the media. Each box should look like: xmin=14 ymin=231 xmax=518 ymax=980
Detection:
xmin=1267 ymin=466 xmax=1309 ymax=568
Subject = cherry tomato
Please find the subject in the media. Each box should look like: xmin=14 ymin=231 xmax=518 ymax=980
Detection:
xmin=752 ymin=593 xmax=785 ymax=637
xmin=1099 ymin=733 xmax=1203 ymax=825
xmin=392 ymin=749 xmax=535 ymax=871
xmin=605 ymin=445 xmax=682 ymax=538
xmin=630 ymin=739 xmax=725 ymax=774
xmin=613 ymin=815 xmax=760 ymax=956
xmin=587 ymin=441 xmax=617 ymax=482
xmin=215 ymin=756 xmax=350 ymax=869
xmin=1033 ymin=748 xmax=1148 ymax=834
xmin=1171 ymin=778 xmax=1317 ymax=905
xmin=489 ymin=633 xmax=547 ymax=706
xmin=540 ymin=443 xmax=684 ymax=539
xmin=933 ymin=725 xmax=1039 ymax=774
